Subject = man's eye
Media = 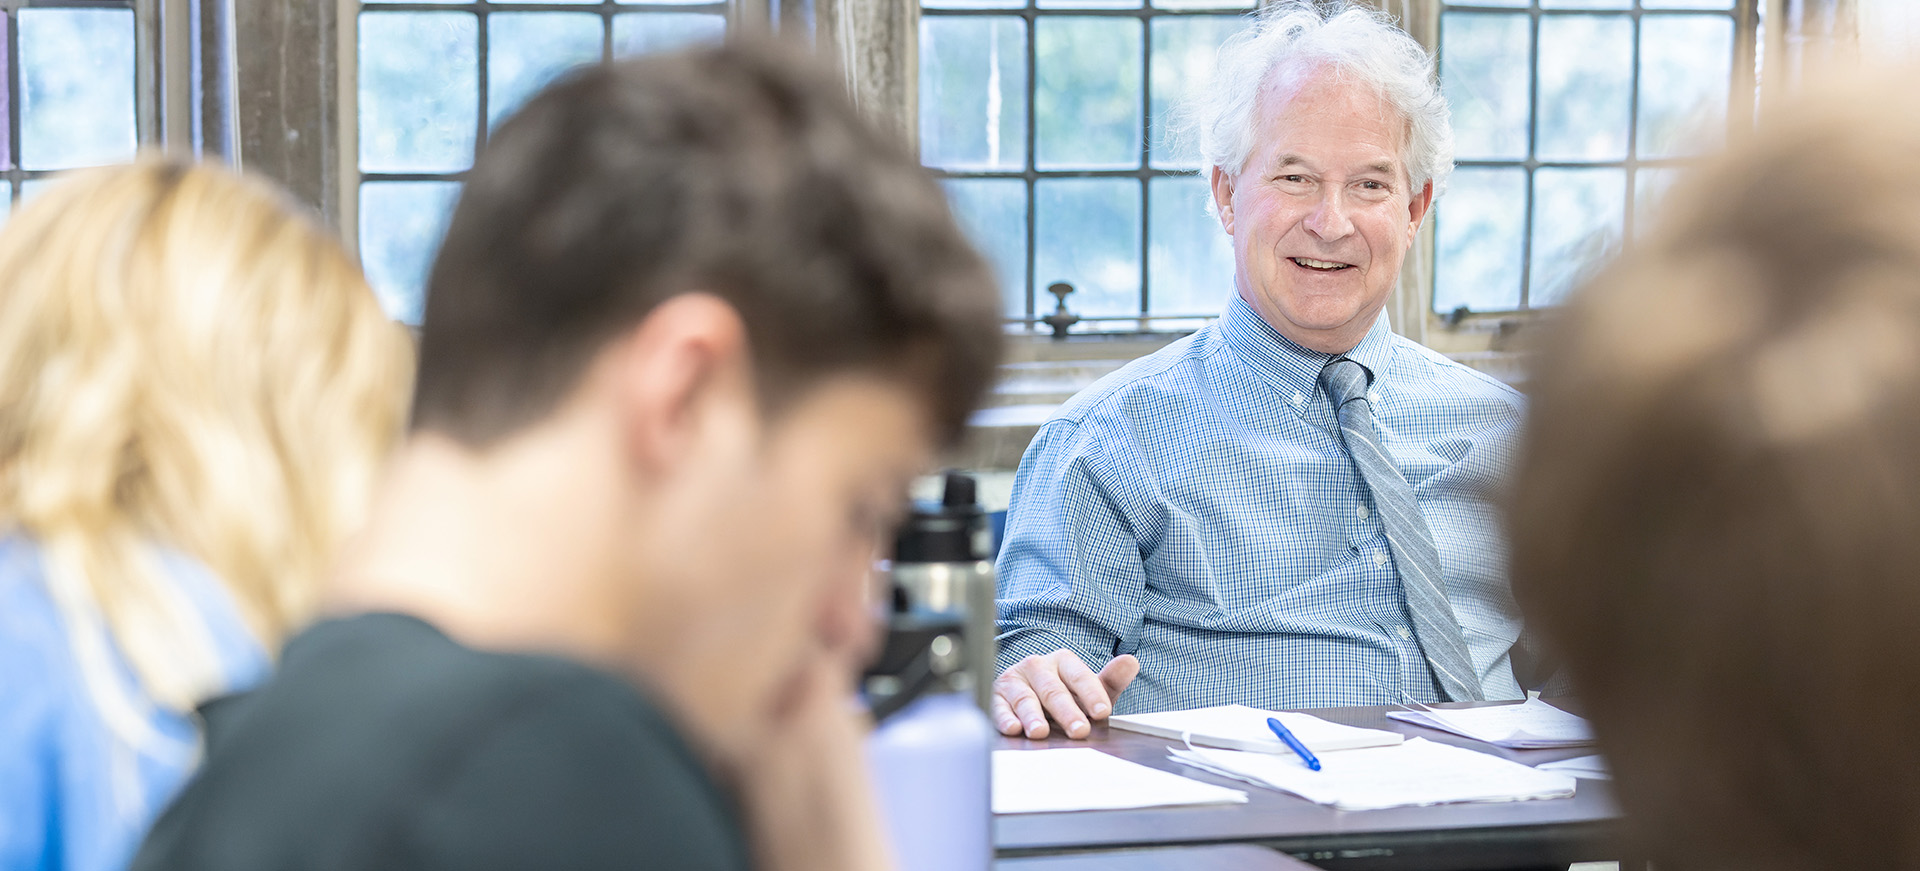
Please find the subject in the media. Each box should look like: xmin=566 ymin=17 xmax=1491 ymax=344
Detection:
xmin=1278 ymin=174 xmax=1307 ymax=184
xmin=1359 ymin=180 xmax=1386 ymax=190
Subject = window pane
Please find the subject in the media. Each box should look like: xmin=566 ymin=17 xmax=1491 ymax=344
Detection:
xmin=1535 ymin=15 xmax=1632 ymax=162
xmin=1040 ymin=0 xmax=1142 ymax=12
xmin=1150 ymin=16 xmax=1248 ymax=169
xmin=618 ymin=0 xmax=727 ymax=6
xmin=1148 ymin=176 xmax=1233 ymax=316
xmin=1440 ymin=12 xmax=1529 ymax=162
xmin=1035 ymin=178 xmax=1141 ymax=316
xmin=1638 ymin=15 xmax=1733 ymax=159
xmin=1643 ymin=0 xmax=1733 ymax=8
xmin=921 ymin=17 xmax=1026 ymax=172
xmin=1541 ymin=0 xmax=1629 ymax=7
xmin=360 ymin=181 xmax=462 ymax=324
xmin=489 ymin=13 xmax=603 ymax=129
xmin=1035 ymin=18 xmax=1144 ymax=170
xmin=1442 ymin=0 xmax=1526 ymax=6
xmin=1632 ymin=166 xmax=1682 ymax=239
xmin=19 ymin=178 xmax=54 ymax=206
xmin=1530 ymin=167 xmax=1624 ymax=306
xmin=612 ymin=13 xmax=725 ymax=55
xmin=1151 ymin=0 xmax=1254 ymax=11
xmin=19 ymin=9 xmax=136 ymax=171
xmin=925 ymin=0 xmax=1024 ymax=11
xmin=1434 ymin=168 xmax=1526 ymax=314
xmin=360 ymin=12 xmax=478 ymax=173
xmin=0 ymin=15 xmax=10 ymax=169
xmin=944 ymin=179 xmax=1028 ymax=318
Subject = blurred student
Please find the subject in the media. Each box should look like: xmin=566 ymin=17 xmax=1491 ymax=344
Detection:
xmin=132 ymin=42 xmax=1001 ymax=871
xmin=1509 ymin=74 xmax=1920 ymax=870
xmin=0 ymin=160 xmax=413 ymax=871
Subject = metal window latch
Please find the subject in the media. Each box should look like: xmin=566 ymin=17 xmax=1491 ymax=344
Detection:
xmin=1043 ymin=281 xmax=1080 ymax=340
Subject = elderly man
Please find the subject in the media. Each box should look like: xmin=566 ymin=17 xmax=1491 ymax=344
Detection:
xmin=992 ymin=0 xmax=1528 ymax=740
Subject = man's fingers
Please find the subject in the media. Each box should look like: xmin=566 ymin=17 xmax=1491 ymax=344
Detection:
xmin=1051 ymin=651 xmax=1114 ymax=720
xmin=1024 ymin=665 xmax=1092 ymax=739
xmin=989 ymin=690 xmax=1024 ymax=737
xmin=995 ymin=672 xmax=1052 ymax=739
xmin=1099 ymin=654 xmax=1141 ymax=702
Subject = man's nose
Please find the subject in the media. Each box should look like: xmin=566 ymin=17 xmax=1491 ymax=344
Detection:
xmin=1304 ymin=189 xmax=1355 ymax=241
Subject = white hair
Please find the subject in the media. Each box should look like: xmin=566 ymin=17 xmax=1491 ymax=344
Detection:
xmin=1191 ymin=0 xmax=1454 ymax=197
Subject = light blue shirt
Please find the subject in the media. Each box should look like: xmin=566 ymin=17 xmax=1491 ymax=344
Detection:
xmin=0 ymin=535 xmax=268 ymax=871
xmin=995 ymin=295 xmax=1528 ymax=712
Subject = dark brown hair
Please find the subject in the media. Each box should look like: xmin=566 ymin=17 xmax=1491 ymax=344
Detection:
xmin=1510 ymin=75 xmax=1920 ymax=871
xmin=410 ymin=40 xmax=1002 ymax=447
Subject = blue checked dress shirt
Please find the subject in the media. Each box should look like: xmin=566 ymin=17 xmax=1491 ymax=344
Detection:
xmin=995 ymin=294 xmax=1528 ymax=712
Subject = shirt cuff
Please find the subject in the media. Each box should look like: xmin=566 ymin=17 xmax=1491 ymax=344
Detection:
xmin=994 ymin=625 xmax=1104 ymax=675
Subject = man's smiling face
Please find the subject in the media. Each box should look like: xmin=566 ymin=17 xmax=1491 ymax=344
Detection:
xmin=1210 ymin=63 xmax=1434 ymax=354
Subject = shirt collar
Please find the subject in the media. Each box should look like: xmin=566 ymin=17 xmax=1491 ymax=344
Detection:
xmin=1218 ymin=293 xmax=1397 ymax=403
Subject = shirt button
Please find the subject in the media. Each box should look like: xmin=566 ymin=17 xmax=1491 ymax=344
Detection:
xmin=1355 ymin=505 xmax=1369 ymax=520
xmin=1374 ymin=552 xmax=1389 ymax=567
xmin=1368 ymin=391 xmax=1381 ymax=404
xmin=1291 ymin=391 xmax=1304 ymax=407
xmin=1397 ymin=626 xmax=1413 ymax=640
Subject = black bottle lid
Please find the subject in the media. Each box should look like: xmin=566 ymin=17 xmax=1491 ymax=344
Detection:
xmin=893 ymin=471 xmax=983 ymax=564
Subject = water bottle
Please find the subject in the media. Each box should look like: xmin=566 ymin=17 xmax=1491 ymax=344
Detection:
xmin=865 ymin=472 xmax=997 ymax=871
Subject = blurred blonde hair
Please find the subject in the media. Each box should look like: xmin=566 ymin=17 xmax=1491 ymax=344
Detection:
xmin=0 ymin=158 xmax=412 ymax=749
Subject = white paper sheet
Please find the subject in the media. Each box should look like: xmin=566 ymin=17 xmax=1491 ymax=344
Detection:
xmin=1536 ymin=755 xmax=1610 ymax=780
xmin=992 ymin=748 xmax=1249 ymax=814
xmin=1168 ymin=737 xmax=1577 ymax=811
xmin=1109 ymin=705 xmax=1404 ymax=753
xmin=1385 ymin=698 xmax=1595 ymax=749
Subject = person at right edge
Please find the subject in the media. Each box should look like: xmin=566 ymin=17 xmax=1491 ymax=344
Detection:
xmin=132 ymin=42 xmax=1001 ymax=871
xmin=1509 ymin=70 xmax=1920 ymax=869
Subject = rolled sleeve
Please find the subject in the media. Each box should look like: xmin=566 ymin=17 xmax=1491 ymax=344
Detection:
xmin=994 ymin=420 xmax=1151 ymax=675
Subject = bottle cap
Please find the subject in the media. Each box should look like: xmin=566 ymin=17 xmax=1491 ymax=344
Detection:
xmin=893 ymin=471 xmax=983 ymax=564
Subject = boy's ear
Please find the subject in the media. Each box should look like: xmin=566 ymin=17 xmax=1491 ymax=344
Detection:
xmin=607 ymin=293 xmax=752 ymax=475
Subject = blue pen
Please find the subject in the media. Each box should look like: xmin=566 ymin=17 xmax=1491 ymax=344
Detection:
xmin=1266 ymin=717 xmax=1322 ymax=771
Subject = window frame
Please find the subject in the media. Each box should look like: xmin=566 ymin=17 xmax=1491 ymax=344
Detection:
xmin=1402 ymin=0 xmax=1760 ymax=354
xmin=351 ymin=0 xmax=732 ymax=320
xmin=921 ymin=0 xmax=1256 ymax=333
xmin=0 ymin=0 xmax=160 ymax=204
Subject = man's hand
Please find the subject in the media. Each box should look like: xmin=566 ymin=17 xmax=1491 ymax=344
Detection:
xmin=736 ymin=652 xmax=892 ymax=871
xmin=991 ymin=650 xmax=1139 ymax=739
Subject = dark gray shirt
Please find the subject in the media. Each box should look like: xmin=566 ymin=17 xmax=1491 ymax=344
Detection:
xmin=133 ymin=613 xmax=749 ymax=871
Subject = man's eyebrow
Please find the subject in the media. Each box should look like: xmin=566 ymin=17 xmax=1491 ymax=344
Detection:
xmin=1359 ymin=161 xmax=1396 ymax=176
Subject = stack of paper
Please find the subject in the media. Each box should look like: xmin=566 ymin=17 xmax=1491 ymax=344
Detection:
xmin=1536 ymin=755 xmax=1610 ymax=780
xmin=1109 ymin=704 xmax=1404 ymax=753
xmin=992 ymin=748 xmax=1250 ymax=814
xmin=1169 ymin=737 xmax=1578 ymax=811
xmin=1385 ymin=698 xmax=1594 ymax=749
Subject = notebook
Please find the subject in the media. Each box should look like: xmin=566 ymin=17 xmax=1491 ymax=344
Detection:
xmin=992 ymin=748 xmax=1250 ymax=814
xmin=1109 ymin=704 xmax=1404 ymax=753
xmin=1385 ymin=698 xmax=1595 ymax=749
xmin=1170 ymin=737 xmax=1578 ymax=811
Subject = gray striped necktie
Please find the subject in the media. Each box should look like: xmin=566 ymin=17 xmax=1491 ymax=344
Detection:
xmin=1320 ymin=358 xmax=1485 ymax=702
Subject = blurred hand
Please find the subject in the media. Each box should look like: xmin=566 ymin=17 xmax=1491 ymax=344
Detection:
xmin=991 ymin=650 xmax=1138 ymax=739
xmin=736 ymin=650 xmax=892 ymax=871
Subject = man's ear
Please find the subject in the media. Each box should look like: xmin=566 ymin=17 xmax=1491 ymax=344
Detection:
xmin=1406 ymin=179 xmax=1435 ymax=245
xmin=1210 ymin=166 xmax=1236 ymax=236
xmin=606 ymin=293 xmax=752 ymax=477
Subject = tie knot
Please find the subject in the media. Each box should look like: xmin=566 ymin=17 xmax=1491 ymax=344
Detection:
xmin=1319 ymin=358 xmax=1372 ymax=409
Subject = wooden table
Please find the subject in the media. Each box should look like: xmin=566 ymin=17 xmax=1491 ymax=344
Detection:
xmin=994 ymin=701 xmax=1622 ymax=870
